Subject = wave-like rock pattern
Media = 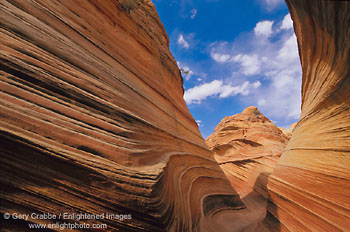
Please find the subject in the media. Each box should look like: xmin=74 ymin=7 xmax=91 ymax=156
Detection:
xmin=206 ymin=107 xmax=289 ymax=195
xmin=0 ymin=0 xmax=244 ymax=231
xmin=268 ymin=1 xmax=350 ymax=231
xmin=206 ymin=106 xmax=289 ymax=231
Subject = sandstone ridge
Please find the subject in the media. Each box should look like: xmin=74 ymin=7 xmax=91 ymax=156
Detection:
xmin=206 ymin=106 xmax=289 ymax=231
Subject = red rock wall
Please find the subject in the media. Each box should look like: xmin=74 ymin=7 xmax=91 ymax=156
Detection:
xmin=268 ymin=1 xmax=350 ymax=231
xmin=0 ymin=0 xmax=243 ymax=231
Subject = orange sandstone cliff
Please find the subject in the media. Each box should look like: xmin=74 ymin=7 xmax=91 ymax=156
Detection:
xmin=267 ymin=1 xmax=350 ymax=231
xmin=0 ymin=0 xmax=244 ymax=231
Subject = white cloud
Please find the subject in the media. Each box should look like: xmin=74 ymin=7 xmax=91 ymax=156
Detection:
xmin=211 ymin=53 xmax=231 ymax=63
xmin=178 ymin=61 xmax=206 ymax=81
xmin=252 ymin=81 xmax=261 ymax=88
xmin=178 ymin=34 xmax=189 ymax=49
xmin=178 ymin=62 xmax=207 ymax=82
xmin=278 ymin=34 xmax=298 ymax=62
xmin=208 ymin=15 xmax=302 ymax=123
xmin=219 ymin=81 xmax=261 ymax=98
xmin=196 ymin=120 xmax=203 ymax=127
xmin=180 ymin=66 xmax=193 ymax=80
xmin=258 ymin=99 xmax=267 ymax=106
xmin=233 ymin=54 xmax=261 ymax=75
xmin=260 ymin=0 xmax=284 ymax=11
xmin=184 ymin=80 xmax=261 ymax=104
xmin=257 ymin=33 xmax=301 ymax=120
xmin=264 ymin=0 xmax=283 ymax=5
xmin=184 ymin=80 xmax=222 ymax=104
xmin=190 ymin=9 xmax=197 ymax=19
xmin=254 ymin=20 xmax=274 ymax=37
xmin=280 ymin=14 xmax=293 ymax=30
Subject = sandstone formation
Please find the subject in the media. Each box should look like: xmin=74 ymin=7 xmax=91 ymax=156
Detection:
xmin=278 ymin=122 xmax=296 ymax=138
xmin=206 ymin=106 xmax=289 ymax=166
xmin=1 ymin=0 xmax=350 ymax=231
xmin=0 ymin=0 xmax=244 ymax=231
xmin=206 ymin=106 xmax=289 ymax=230
xmin=267 ymin=1 xmax=350 ymax=231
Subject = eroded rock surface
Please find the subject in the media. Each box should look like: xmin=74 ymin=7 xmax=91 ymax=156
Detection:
xmin=206 ymin=106 xmax=289 ymax=231
xmin=278 ymin=122 xmax=296 ymax=138
xmin=0 ymin=0 xmax=244 ymax=231
xmin=267 ymin=1 xmax=350 ymax=231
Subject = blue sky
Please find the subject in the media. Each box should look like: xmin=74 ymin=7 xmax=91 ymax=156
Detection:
xmin=151 ymin=0 xmax=301 ymax=138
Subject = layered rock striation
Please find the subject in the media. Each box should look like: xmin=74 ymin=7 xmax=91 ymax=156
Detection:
xmin=1 ymin=0 xmax=350 ymax=231
xmin=0 ymin=0 xmax=244 ymax=231
xmin=206 ymin=106 xmax=289 ymax=230
xmin=267 ymin=1 xmax=350 ymax=231
xmin=278 ymin=122 xmax=296 ymax=139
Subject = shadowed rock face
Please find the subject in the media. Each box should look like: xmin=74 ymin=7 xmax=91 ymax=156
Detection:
xmin=278 ymin=122 xmax=296 ymax=138
xmin=0 ymin=0 xmax=244 ymax=231
xmin=268 ymin=1 xmax=350 ymax=231
xmin=206 ymin=106 xmax=289 ymax=231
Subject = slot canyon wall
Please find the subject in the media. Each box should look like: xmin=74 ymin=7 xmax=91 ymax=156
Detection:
xmin=266 ymin=1 xmax=350 ymax=231
xmin=0 ymin=0 xmax=244 ymax=231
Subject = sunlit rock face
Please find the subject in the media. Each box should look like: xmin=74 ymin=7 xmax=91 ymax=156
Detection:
xmin=0 ymin=0 xmax=244 ymax=231
xmin=206 ymin=106 xmax=289 ymax=167
xmin=268 ymin=1 xmax=350 ymax=231
xmin=206 ymin=106 xmax=289 ymax=231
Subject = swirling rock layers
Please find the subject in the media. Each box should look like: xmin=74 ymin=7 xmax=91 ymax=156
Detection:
xmin=268 ymin=1 xmax=350 ymax=231
xmin=0 ymin=0 xmax=243 ymax=231
xmin=206 ymin=106 xmax=289 ymax=231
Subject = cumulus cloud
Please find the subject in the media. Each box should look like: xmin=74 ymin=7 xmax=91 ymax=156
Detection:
xmin=208 ymin=16 xmax=301 ymax=123
xmin=280 ymin=14 xmax=293 ymax=30
xmin=233 ymin=54 xmax=261 ymax=76
xmin=211 ymin=53 xmax=231 ymax=63
xmin=254 ymin=20 xmax=274 ymax=37
xmin=190 ymin=9 xmax=197 ymax=19
xmin=184 ymin=80 xmax=261 ymax=104
xmin=184 ymin=80 xmax=221 ymax=104
xmin=178 ymin=34 xmax=189 ymax=49
xmin=277 ymin=34 xmax=299 ymax=62
xmin=257 ymin=34 xmax=301 ymax=120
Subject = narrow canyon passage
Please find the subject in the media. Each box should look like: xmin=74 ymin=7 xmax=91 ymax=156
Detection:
xmin=0 ymin=0 xmax=349 ymax=231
